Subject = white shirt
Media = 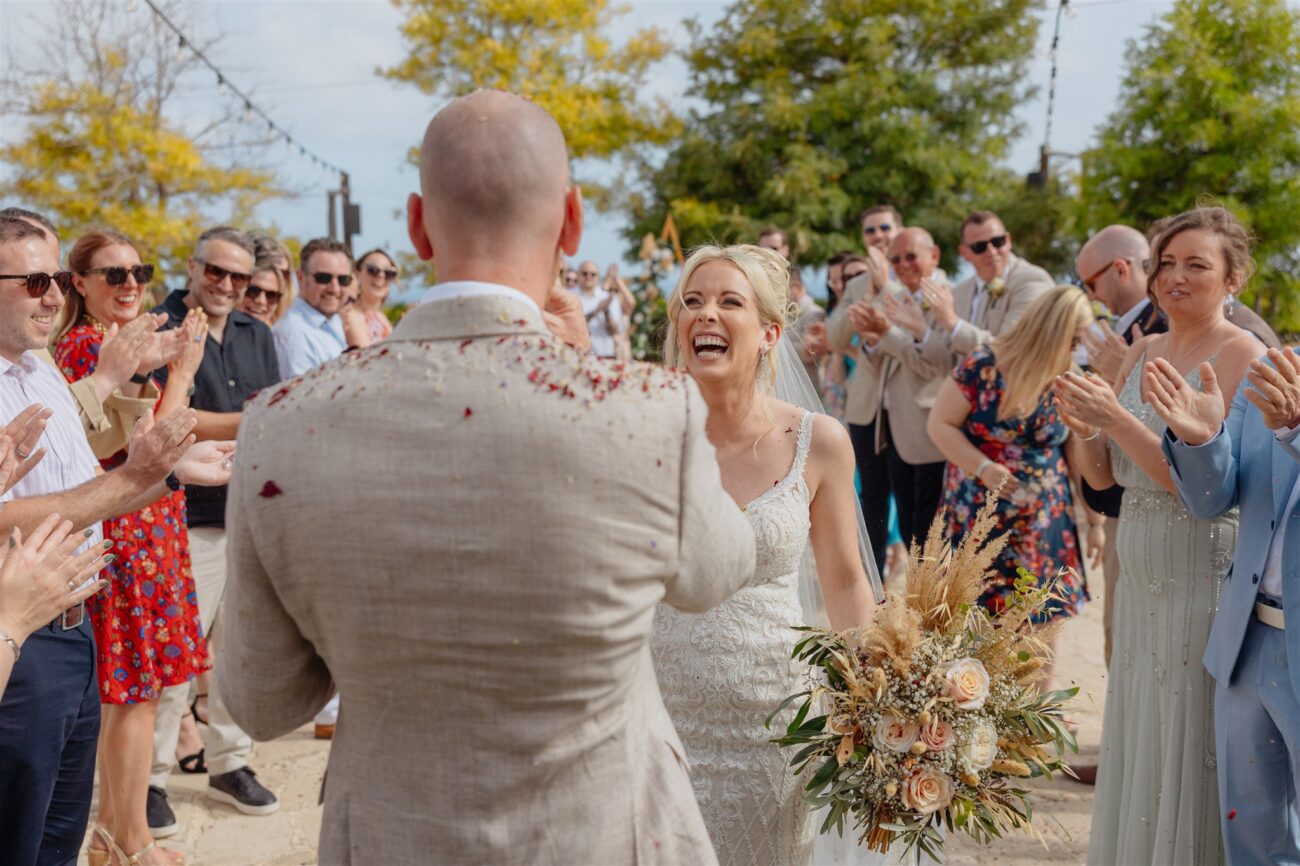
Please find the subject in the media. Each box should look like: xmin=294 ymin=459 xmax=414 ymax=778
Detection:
xmin=1114 ymin=297 xmax=1152 ymax=340
xmin=0 ymin=352 xmax=102 ymax=544
xmin=419 ymin=280 xmax=541 ymax=313
xmin=1262 ymin=425 xmax=1300 ymax=598
xmin=574 ymin=288 xmax=623 ymax=359
xmin=954 ymin=261 xmax=1012 ymax=341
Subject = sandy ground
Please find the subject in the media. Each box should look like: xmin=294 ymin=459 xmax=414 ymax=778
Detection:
xmin=78 ymin=597 xmax=1107 ymax=866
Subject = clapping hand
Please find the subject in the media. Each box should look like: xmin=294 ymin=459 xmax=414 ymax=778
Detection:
xmin=863 ymin=247 xmax=890 ymax=294
xmin=1053 ymin=370 xmax=1123 ymax=432
xmin=142 ymin=315 xmax=192 ymax=373
xmin=1 ymin=404 xmax=49 ymax=491
xmin=170 ymin=309 xmax=209 ymax=379
xmin=1143 ymin=357 xmax=1223 ymax=446
xmin=0 ymin=514 xmax=111 ymax=646
xmin=881 ymin=292 xmax=926 ymax=340
xmin=802 ymin=320 xmax=828 ymax=359
xmin=1243 ymin=347 xmax=1300 ymax=430
xmin=1081 ymin=324 xmax=1132 ymax=386
xmin=543 ymin=279 xmax=591 ymax=353
xmin=918 ymin=278 xmax=957 ymax=331
xmin=97 ymin=315 xmax=157 ymax=390
xmin=174 ymin=440 xmax=236 ymax=488
xmin=125 ymin=408 xmax=198 ymax=483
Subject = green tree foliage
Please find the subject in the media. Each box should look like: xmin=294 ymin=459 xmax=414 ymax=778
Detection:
xmin=0 ymin=0 xmax=281 ymax=277
xmin=1078 ymin=0 xmax=1300 ymax=326
xmin=628 ymin=0 xmax=1048 ymax=270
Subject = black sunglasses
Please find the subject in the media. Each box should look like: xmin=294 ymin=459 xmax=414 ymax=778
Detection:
xmin=579 ymin=270 xmax=599 ymax=277
xmin=864 ymin=223 xmax=893 ymax=235
xmin=81 ymin=264 xmax=154 ymax=287
xmin=362 ymin=263 xmax=398 ymax=281
xmin=888 ymin=252 xmax=920 ymax=266
xmin=244 ymin=285 xmax=282 ymax=304
xmin=842 ymin=268 xmax=870 ymax=282
xmin=311 ymin=272 xmax=354 ymax=287
xmin=194 ymin=257 xmax=252 ymax=289
xmin=966 ymin=235 xmax=1008 ymax=255
xmin=0 ymin=271 xmax=74 ymax=298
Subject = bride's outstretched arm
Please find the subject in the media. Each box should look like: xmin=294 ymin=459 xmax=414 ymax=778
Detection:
xmin=806 ymin=415 xmax=879 ymax=632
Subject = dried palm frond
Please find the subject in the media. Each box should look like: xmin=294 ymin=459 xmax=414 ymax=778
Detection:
xmin=906 ymin=499 xmax=1007 ymax=633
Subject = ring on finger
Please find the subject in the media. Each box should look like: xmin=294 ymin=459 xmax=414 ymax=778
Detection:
xmin=15 ymin=447 xmax=30 ymax=459
xmin=67 ymin=578 xmax=78 ymax=591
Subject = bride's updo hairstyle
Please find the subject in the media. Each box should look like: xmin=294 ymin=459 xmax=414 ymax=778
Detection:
xmin=664 ymin=244 xmax=793 ymax=393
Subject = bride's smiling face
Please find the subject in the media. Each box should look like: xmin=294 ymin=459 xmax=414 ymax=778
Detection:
xmin=674 ymin=260 xmax=781 ymax=386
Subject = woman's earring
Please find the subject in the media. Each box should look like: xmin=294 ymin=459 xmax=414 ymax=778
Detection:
xmin=1224 ymin=292 xmax=1239 ymax=315
xmin=758 ymin=348 xmax=769 ymax=376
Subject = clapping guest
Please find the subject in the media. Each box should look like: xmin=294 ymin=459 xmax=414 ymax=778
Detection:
xmin=573 ymin=259 xmax=623 ymax=360
xmin=55 ymin=229 xmax=210 ymax=866
xmin=821 ymin=254 xmax=867 ymax=422
xmin=274 ymin=238 xmax=356 ymax=376
xmin=352 ymin=249 xmax=398 ymax=342
xmin=149 ymin=226 xmax=282 ymax=835
xmin=1053 ymin=207 xmax=1264 ymax=866
xmin=927 ymin=286 xmax=1097 ymax=662
xmin=860 ymin=204 xmax=901 ymax=253
xmin=249 ymin=234 xmax=296 ymax=310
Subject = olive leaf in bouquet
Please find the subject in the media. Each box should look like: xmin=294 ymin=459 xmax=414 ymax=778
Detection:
xmin=768 ymin=497 xmax=1079 ymax=862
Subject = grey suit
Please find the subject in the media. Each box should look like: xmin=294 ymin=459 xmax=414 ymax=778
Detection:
xmin=219 ymin=292 xmax=756 ymax=865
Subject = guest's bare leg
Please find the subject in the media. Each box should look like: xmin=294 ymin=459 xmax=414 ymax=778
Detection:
xmin=102 ymin=700 xmax=183 ymax=864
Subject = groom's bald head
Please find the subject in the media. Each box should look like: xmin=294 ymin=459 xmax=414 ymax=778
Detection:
xmin=416 ymin=91 xmax=571 ymax=255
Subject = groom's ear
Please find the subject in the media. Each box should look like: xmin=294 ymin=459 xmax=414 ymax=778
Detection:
xmin=559 ymin=185 xmax=584 ymax=257
xmin=407 ymin=192 xmax=434 ymax=261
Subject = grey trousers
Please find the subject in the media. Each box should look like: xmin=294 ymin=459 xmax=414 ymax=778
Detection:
xmin=150 ymin=527 xmax=252 ymax=785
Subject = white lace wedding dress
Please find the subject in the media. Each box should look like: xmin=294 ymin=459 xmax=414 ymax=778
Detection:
xmin=652 ymin=410 xmax=818 ymax=866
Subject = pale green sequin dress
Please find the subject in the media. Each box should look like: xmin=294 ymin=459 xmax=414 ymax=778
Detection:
xmin=1087 ymin=356 xmax=1235 ymax=866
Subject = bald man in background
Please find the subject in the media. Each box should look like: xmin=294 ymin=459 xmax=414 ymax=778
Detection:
xmin=218 ymin=90 xmax=755 ymax=865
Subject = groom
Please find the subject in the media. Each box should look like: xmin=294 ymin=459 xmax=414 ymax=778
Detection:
xmin=218 ymin=91 xmax=757 ymax=865
xmin=1158 ymin=347 xmax=1300 ymax=864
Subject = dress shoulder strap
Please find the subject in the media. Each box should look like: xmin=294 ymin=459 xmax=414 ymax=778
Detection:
xmin=791 ymin=410 xmax=815 ymax=479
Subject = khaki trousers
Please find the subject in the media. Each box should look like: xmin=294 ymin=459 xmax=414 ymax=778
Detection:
xmin=150 ymin=527 xmax=253 ymax=784
xmin=1102 ymin=515 xmax=1120 ymax=668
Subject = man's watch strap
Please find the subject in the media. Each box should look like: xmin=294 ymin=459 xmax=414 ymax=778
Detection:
xmin=130 ymin=372 xmax=151 ymax=385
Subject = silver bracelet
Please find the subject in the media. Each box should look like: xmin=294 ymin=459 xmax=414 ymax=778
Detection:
xmin=975 ymin=458 xmax=994 ymax=480
xmin=1076 ymin=427 xmax=1102 ymax=442
xmin=0 ymin=630 xmax=18 ymax=663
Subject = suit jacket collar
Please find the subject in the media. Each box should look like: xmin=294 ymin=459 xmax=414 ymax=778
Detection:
xmin=388 ymin=293 xmax=548 ymax=343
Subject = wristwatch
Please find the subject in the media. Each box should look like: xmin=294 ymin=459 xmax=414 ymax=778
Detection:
xmin=130 ymin=372 xmax=151 ymax=385
xmin=164 ymin=472 xmax=182 ymax=492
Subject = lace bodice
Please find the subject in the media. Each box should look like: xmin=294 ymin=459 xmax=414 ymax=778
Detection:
xmin=651 ymin=410 xmax=816 ymax=866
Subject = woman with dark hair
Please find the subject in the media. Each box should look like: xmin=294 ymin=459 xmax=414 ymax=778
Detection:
xmin=57 ymin=229 xmax=207 ymax=866
xmin=1055 ymin=206 xmax=1266 ymax=866
xmin=352 ymin=248 xmax=398 ymax=341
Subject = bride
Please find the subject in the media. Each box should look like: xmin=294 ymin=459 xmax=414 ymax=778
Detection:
xmin=652 ymin=244 xmax=883 ymax=866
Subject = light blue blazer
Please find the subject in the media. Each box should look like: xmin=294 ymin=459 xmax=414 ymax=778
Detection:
xmin=1163 ymin=375 xmax=1300 ymax=699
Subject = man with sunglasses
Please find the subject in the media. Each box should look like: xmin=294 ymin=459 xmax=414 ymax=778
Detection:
xmin=274 ymin=238 xmax=355 ymax=377
xmin=860 ymin=204 xmax=902 ymax=253
xmin=0 ymin=217 xmax=235 ymax=866
xmin=847 ymin=228 xmax=950 ymax=557
xmin=149 ymin=225 xmax=282 ymax=831
xmin=918 ymin=210 xmax=1053 ymax=360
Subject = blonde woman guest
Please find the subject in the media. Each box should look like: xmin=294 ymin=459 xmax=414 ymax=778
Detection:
xmin=240 ymin=257 xmax=291 ymax=326
xmin=249 ymin=234 xmax=295 ymax=311
xmin=652 ymin=244 xmax=879 ymax=866
xmin=56 ymin=229 xmax=208 ymax=866
xmin=1054 ymin=207 xmax=1264 ymax=866
xmin=353 ymin=248 xmax=398 ymax=341
xmin=927 ymin=286 xmax=1100 ymax=671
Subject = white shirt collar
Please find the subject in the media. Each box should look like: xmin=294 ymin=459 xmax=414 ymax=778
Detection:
xmin=419 ymin=280 xmax=541 ymax=314
xmin=1114 ymin=297 xmax=1151 ymax=337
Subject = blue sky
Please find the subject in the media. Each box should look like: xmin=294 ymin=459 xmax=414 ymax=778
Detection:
xmin=0 ymin=0 xmax=1180 ymax=297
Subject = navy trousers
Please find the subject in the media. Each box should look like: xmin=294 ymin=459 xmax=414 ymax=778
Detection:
xmin=0 ymin=618 xmax=100 ymax=866
xmin=848 ymin=420 xmax=890 ymax=575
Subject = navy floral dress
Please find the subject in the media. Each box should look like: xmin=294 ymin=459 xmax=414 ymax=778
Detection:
xmin=941 ymin=348 xmax=1086 ymax=622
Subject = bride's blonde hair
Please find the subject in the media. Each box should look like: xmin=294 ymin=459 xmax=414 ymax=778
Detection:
xmin=663 ymin=244 xmax=793 ymax=393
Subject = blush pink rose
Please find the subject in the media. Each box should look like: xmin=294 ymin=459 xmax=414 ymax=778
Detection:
xmin=942 ymin=658 xmax=990 ymax=710
xmin=872 ymin=712 xmax=919 ymax=753
xmin=919 ymin=716 xmax=956 ymax=752
xmin=901 ymin=767 xmax=955 ymax=815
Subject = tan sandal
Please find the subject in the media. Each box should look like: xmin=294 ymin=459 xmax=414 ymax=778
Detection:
xmin=87 ymin=825 xmax=114 ymax=866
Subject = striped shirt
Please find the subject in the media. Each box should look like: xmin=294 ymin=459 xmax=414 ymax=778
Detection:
xmin=0 ymin=351 xmax=103 ymax=544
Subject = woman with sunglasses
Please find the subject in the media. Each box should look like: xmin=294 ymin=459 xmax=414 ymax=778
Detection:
xmin=352 ymin=248 xmax=398 ymax=341
xmin=55 ymin=229 xmax=208 ymax=866
xmin=240 ymin=256 xmax=291 ymax=326
xmin=926 ymin=286 xmax=1099 ymax=677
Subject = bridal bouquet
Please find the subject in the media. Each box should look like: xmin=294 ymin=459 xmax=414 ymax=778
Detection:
xmin=770 ymin=502 xmax=1077 ymax=862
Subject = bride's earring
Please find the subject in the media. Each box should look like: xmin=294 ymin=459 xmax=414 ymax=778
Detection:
xmin=758 ymin=348 xmax=769 ymax=377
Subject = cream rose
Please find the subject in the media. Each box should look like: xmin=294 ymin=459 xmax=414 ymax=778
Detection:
xmin=958 ymin=719 xmax=999 ymax=772
xmin=872 ymin=712 xmax=919 ymax=753
xmin=900 ymin=767 xmax=955 ymax=815
xmin=919 ymin=716 xmax=956 ymax=752
xmin=943 ymin=658 xmax=990 ymax=710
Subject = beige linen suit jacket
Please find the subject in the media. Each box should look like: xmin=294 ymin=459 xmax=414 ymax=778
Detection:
xmin=218 ymin=293 xmax=756 ymax=866
xmin=922 ymin=255 xmax=1054 ymax=360
xmin=857 ymin=284 xmax=947 ymax=466
xmin=827 ymin=273 xmax=885 ymax=427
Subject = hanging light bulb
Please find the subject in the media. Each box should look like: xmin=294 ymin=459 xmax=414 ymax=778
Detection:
xmin=242 ymin=101 xmax=253 ymax=122
xmin=266 ymin=123 xmax=277 ymax=143
xmin=176 ymin=36 xmax=187 ymax=61
xmin=217 ymin=74 xmax=226 ymax=97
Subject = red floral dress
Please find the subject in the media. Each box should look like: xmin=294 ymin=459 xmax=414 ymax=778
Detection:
xmin=940 ymin=348 xmax=1086 ymax=623
xmin=55 ymin=322 xmax=208 ymax=703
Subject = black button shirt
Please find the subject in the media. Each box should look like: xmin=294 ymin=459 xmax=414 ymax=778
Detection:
xmin=155 ymin=290 xmax=282 ymax=527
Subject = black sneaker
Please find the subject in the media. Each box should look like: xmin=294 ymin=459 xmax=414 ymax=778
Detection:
xmin=207 ymin=767 xmax=281 ymax=816
xmin=147 ymin=785 xmax=179 ymax=838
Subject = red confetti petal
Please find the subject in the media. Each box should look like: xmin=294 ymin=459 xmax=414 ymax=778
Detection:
xmin=1228 ymin=809 xmax=1237 ymax=820
xmin=464 ymin=407 xmax=473 ymax=418
xmin=259 ymin=480 xmax=283 ymax=498
xmin=459 ymin=339 xmax=474 ymax=352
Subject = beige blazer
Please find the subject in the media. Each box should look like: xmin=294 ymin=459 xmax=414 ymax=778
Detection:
xmin=827 ymin=273 xmax=885 ymax=426
xmin=219 ymin=293 xmax=756 ymax=866
xmin=858 ymin=284 xmax=948 ymax=466
xmin=922 ymin=255 xmax=1054 ymax=359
